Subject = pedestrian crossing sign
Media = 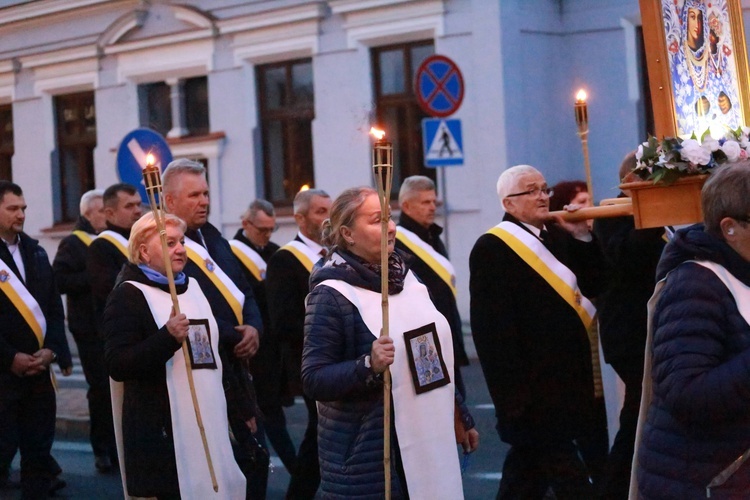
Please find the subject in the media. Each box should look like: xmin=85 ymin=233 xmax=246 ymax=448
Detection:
xmin=422 ymin=118 xmax=464 ymax=167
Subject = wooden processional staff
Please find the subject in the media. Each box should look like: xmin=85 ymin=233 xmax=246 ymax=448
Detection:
xmin=370 ymin=128 xmax=394 ymax=499
xmin=142 ymin=156 xmax=219 ymax=492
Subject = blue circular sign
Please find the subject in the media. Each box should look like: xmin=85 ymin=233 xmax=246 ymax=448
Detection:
xmin=415 ymin=55 xmax=464 ymax=118
xmin=116 ymin=128 xmax=173 ymax=204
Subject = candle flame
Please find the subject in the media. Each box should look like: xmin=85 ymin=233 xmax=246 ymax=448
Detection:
xmin=576 ymin=89 xmax=587 ymax=103
xmin=370 ymin=127 xmax=386 ymax=140
xmin=299 ymin=184 xmax=310 ymax=192
xmin=146 ymin=153 xmax=155 ymax=167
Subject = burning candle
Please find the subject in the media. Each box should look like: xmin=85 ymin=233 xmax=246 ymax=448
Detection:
xmin=574 ymin=89 xmax=588 ymax=133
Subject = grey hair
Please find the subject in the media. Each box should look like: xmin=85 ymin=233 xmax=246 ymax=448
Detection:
xmin=321 ymin=186 xmax=377 ymax=249
xmin=618 ymin=151 xmax=638 ymax=182
xmin=162 ymin=159 xmax=206 ymax=195
xmin=702 ymin=161 xmax=750 ymax=236
xmin=496 ymin=165 xmax=542 ymax=203
xmin=398 ymin=175 xmax=436 ymax=205
xmin=241 ymin=199 xmax=275 ymax=222
xmin=293 ymin=188 xmax=329 ymax=215
xmin=128 ymin=212 xmax=187 ymax=265
xmin=79 ymin=189 xmax=104 ymax=215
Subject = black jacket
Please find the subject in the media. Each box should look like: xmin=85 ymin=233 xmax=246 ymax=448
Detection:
xmin=104 ymin=263 xmax=185 ymax=497
xmin=266 ymin=235 xmax=320 ymax=396
xmin=396 ymin=212 xmax=468 ymax=366
xmin=88 ymin=222 xmax=131 ymax=331
xmin=231 ymin=230 xmax=281 ymax=395
xmin=470 ymin=214 xmax=606 ymax=446
xmin=0 ymin=232 xmax=72 ymax=372
xmin=183 ymin=223 xmax=262 ymax=424
xmin=593 ymin=203 xmax=665 ymax=364
xmin=53 ymin=216 xmax=99 ymax=339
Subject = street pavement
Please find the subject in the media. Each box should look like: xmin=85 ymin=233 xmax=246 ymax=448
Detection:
xmin=1 ymin=354 xmax=506 ymax=499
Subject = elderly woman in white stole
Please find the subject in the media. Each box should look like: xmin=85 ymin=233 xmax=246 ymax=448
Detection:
xmin=103 ymin=212 xmax=245 ymax=499
xmin=301 ymin=186 xmax=479 ymax=499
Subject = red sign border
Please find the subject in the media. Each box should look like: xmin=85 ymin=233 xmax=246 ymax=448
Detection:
xmin=414 ymin=54 xmax=464 ymax=118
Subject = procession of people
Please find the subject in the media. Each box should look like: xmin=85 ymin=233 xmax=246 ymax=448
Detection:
xmin=3 ymin=147 xmax=750 ymax=500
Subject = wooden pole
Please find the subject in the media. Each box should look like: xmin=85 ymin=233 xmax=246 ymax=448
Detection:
xmin=372 ymin=137 xmax=393 ymax=499
xmin=142 ymin=163 xmax=219 ymax=492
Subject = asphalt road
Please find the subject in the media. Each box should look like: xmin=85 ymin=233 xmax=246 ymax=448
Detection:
xmin=1 ymin=361 xmax=506 ymax=499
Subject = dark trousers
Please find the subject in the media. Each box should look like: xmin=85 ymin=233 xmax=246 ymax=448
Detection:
xmin=598 ymin=358 xmax=643 ymax=500
xmin=261 ymin=404 xmax=297 ymax=472
xmin=578 ymin=396 xmax=609 ymax=488
xmin=286 ymin=394 xmax=319 ymax=500
xmin=74 ymin=336 xmax=116 ymax=459
xmin=0 ymin=373 xmax=56 ymax=500
xmin=230 ymin=416 xmax=270 ymax=500
xmin=497 ymin=442 xmax=594 ymax=500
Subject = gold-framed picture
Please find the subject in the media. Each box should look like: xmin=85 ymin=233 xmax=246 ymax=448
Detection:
xmin=640 ymin=0 xmax=750 ymax=137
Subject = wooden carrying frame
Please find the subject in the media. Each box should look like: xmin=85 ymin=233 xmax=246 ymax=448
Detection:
xmin=639 ymin=0 xmax=750 ymax=138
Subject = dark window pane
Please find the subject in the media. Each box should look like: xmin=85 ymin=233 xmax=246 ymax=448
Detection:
xmin=264 ymin=66 xmax=287 ymax=110
xmin=258 ymin=58 xmax=315 ymax=205
xmin=55 ymin=92 xmax=96 ymax=223
xmin=410 ymin=44 xmax=435 ymax=78
xmin=292 ymin=62 xmax=314 ymax=106
xmin=185 ymin=76 xmax=209 ymax=136
xmin=0 ymin=104 xmax=12 ymax=181
xmin=143 ymin=82 xmax=172 ymax=137
xmin=378 ymin=49 xmax=405 ymax=95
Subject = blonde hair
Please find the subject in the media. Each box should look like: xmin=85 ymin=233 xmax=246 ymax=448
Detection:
xmin=321 ymin=186 xmax=377 ymax=249
xmin=128 ymin=212 xmax=187 ymax=265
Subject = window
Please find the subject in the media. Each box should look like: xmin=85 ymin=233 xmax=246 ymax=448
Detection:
xmin=54 ymin=91 xmax=96 ymax=223
xmin=372 ymin=41 xmax=435 ymax=197
xmin=257 ymin=58 xmax=314 ymax=206
xmin=0 ymin=104 xmax=12 ymax=181
xmin=139 ymin=76 xmax=209 ymax=138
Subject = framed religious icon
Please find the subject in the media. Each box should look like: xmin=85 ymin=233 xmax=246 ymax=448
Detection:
xmin=639 ymin=0 xmax=750 ymax=137
xmin=186 ymin=319 xmax=217 ymax=370
xmin=403 ymin=322 xmax=450 ymax=395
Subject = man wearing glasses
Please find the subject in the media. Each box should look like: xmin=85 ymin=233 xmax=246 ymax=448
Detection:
xmin=230 ymin=199 xmax=297 ymax=475
xmin=469 ymin=164 xmax=607 ymax=499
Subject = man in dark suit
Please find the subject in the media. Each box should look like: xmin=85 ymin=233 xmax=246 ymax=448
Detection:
xmin=162 ymin=159 xmax=266 ymax=499
xmin=470 ymin=165 xmax=606 ymax=499
xmin=266 ymin=188 xmax=331 ymax=499
xmin=593 ymin=152 xmax=666 ymax=499
xmin=230 ymin=199 xmax=297 ymax=473
xmin=0 ymin=181 xmax=73 ymax=498
xmin=396 ymin=175 xmax=469 ymax=394
xmin=87 ymin=183 xmax=143 ymax=330
xmin=53 ymin=189 xmax=117 ymax=473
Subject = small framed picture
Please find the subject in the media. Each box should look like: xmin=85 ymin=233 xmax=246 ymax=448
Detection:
xmin=404 ymin=322 xmax=450 ymax=395
xmin=186 ymin=319 xmax=217 ymax=370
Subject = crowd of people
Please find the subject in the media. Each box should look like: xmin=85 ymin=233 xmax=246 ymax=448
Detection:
xmin=2 ymin=153 xmax=750 ymax=499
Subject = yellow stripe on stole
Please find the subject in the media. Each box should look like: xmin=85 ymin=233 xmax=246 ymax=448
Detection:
xmin=281 ymin=245 xmax=314 ymax=273
xmin=0 ymin=280 xmax=44 ymax=348
xmin=98 ymin=234 xmax=128 ymax=257
xmin=185 ymin=247 xmax=243 ymax=324
xmin=231 ymin=245 xmax=263 ymax=282
xmin=72 ymin=230 xmax=94 ymax=246
xmin=395 ymin=231 xmax=457 ymax=297
xmin=488 ymin=226 xmax=594 ymax=329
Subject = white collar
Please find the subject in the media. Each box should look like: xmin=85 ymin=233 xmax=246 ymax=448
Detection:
xmin=297 ymin=231 xmax=324 ymax=255
xmin=520 ymin=222 xmax=546 ymax=238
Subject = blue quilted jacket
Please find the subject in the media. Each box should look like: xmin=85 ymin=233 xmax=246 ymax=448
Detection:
xmin=301 ymin=249 xmax=473 ymax=499
xmin=636 ymin=224 xmax=750 ymax=499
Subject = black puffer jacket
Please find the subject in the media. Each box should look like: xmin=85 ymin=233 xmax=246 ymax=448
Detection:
xmin=637 ymin=224 xmax=750 ymax=499
xmin=302 ymin=249 xmax=473 ymax=499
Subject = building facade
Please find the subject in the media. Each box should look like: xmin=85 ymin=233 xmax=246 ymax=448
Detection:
xmin=2 ymin=0 xmax=749 ymax=319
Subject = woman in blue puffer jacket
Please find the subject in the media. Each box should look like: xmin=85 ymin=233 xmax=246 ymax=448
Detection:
xmin=301 ymin=186 xmax=479 ymax=499
xmin=634 ymin=162 xmax=750 ymax=498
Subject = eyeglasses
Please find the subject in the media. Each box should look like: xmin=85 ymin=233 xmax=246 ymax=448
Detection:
xmin=248 ymin=221 xmax=279 ymax=235
xmin=506 ymin=187 xmax=554 ymax=198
